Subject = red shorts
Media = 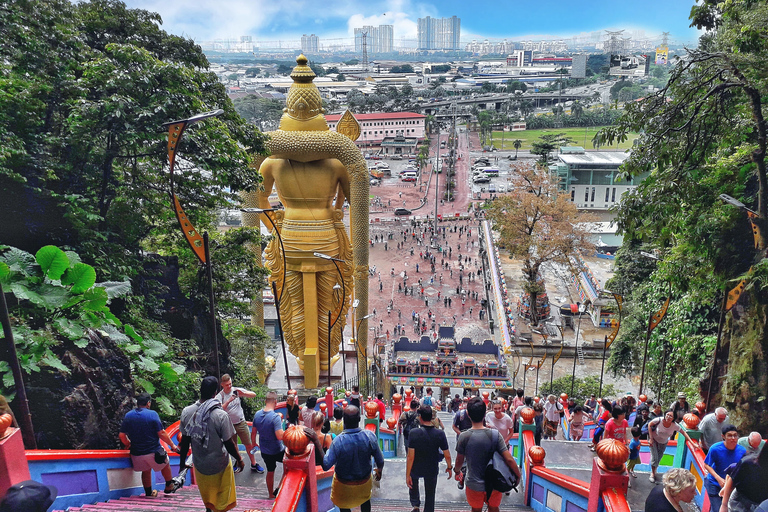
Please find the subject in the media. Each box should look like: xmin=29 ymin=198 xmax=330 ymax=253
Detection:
xmin=465 ymin=487 xmax=502 ymax=509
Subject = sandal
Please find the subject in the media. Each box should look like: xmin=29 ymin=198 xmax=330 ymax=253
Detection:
xmin=146 ymin=490 xmax=158 ymax=497
xmin=164 ymin=483 xmax=176 ymax=494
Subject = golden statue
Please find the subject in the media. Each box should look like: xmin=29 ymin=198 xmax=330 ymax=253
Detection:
xmin=242 ymin=55 xmax=369 ymax=389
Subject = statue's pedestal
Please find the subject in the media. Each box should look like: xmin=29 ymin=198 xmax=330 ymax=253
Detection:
xmin=267 ymin=348 xmax=346 ymax=391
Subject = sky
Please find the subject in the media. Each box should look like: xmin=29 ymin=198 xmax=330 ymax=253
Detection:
xmin=121 ymin=0 xmax=701 ymax=47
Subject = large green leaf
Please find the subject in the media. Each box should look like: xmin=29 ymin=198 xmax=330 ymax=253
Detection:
xmin=124 ymin=324 xmax=144 ymax=343
xmin=155 ymin=396 xmax=175 ymax=416
xmin=54 ymin=318 xmax=84 ymax=340
xmin=96 ymin=280 xmax=131 ymax=299
xmin=1 ymin=247 xmax=37 ymax=277
xmin=158 ymin=362 xmax=179 ymax=383
xmin=80 ymin=287 xmax=108 ymax=311
xmin=137 ymin=355 xmax=159 ymax=372
xmin=0 ymin=262 xmax=9 ymax=283
xmin=42 ymin=352 xmax=70 ymax=374
xmin=135 ymin=377 xmax=155 ymax=394
xmin=143 ymin=338 xmax=168 ymax=358
xmin=62 ymin=263 xmax=97 ymax=294
xmin=35 ymin=246 xmax=70 ymax=280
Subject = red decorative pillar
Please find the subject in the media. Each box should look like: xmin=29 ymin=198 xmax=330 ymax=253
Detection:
xmin=0 ymin=428 xmax=31 ymax=500
xmin=587 ymin=439 xmax=629 ymax=512
xmin=325 ymin=387 xmax=334 ymax=417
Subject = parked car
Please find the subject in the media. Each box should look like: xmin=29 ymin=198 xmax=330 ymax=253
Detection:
xmin=473 ymin=176 xmax=490 ymax=184
xmin=391 ymin=154 xmax=403 ymax=160
xmin=394 ymin=208 xmax=412 ymax=215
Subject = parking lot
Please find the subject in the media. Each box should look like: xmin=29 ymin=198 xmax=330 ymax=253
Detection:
xmin=467 ymin=151 xmax=521 ymax=199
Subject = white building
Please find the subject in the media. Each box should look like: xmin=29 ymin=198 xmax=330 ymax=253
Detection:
xmin=301 ymin=34 xmax=319 ymax=54
xmin=325 ymin=112 xmax=426 ymax=153
xmin=417 ymin=16 xmax=461 ymax=50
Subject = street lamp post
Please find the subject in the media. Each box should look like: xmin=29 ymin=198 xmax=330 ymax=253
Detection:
xmin=241 ymin=207 xmax=291 ymax=389
xmin=433 ymin=124 xmax=441 ymax=247
xmin=314 ymin=252 xmax=346 ymax=388
xmin=570 ymin=304 xmax=586 ymax=396
xmin=356 ymin=313 xmax=374 ymax=392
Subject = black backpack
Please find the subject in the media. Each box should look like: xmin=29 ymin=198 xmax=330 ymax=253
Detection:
xmin=484 ymin=429 xmax=519 ymax=497
xmin=402 ymin=411 xmax=419 ymax=438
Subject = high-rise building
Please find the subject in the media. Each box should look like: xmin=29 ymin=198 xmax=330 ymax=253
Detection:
xmin=301 ymin=34 xmax=319 ymax=53
xmin=354 ymin=25 xmax=393 ymax=54
xmin=417 ymin=16 xmax=460 ymax=50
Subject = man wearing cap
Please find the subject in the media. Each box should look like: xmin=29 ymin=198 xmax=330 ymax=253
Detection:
xmin=699 ymin=407 xmax=729 ymax=453
xmin=0 ymin=480 xmax=57 ymax=512
xmin=671 ymin=392 xmax=690 ymax=424
xmin=119 ymin=392 xmax=178 ymax=496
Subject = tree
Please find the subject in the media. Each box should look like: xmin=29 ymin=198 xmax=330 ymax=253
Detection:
xmin=401 ymin=83 xmax=414 ymax=97
xmin=336 ymin=73 xmax=346 ymax=82
xmin=232 ymin=96 xmax=284 ymax=131
xmin=595 ymin=0 xmax=768 ymax=430
xmin=571 ymin=101 xmax=584 ymax=121
xmin=0 ymin=0 xmax=271 ymax=440
xmin=228 ymin=73 xmax=239 ymax=82
xmin=487 ymin=164 xmax=596 ymax=325
xmin=513 ymin=139 xmax=523 ymax=159
xmin=245 ymin=67 xmax=260 ymax=77
xmin=391 ymin=64 xmax=414 ymax=74
xmin=530 ymin=133 xmax=575 ymax=165
xmin=309 ymin=61 xmax=326 ymax=77
xmin=477 ymin=110 xmax=494 ymax=146
xmin=276 ymin=63 xmax=293 ymax=74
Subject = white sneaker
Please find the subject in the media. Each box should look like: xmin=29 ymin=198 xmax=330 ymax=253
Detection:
xmin=649 ymin=475 xmax=656 ymax=484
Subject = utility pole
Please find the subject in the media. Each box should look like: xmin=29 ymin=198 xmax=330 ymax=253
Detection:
xmin=361 ymin=31 xmax=369 ymax=73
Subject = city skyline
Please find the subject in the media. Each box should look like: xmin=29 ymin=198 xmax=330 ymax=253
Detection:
xmin=120 ymin=0 xmax=701 ymax=48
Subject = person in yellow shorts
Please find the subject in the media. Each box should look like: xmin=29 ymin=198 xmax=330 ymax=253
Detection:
xmin=178 ymin=376 xmax=245 ymax=512
xmin=321 ymin=406 xmax=384 ymax=512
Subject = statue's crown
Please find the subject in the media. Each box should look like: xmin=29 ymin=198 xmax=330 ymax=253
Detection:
xmin=279 ymin=54 xmax=328 ymax=131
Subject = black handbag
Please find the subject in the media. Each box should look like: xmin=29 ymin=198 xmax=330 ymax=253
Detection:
xmin=154 ymin=446 xmax=168 ymax=464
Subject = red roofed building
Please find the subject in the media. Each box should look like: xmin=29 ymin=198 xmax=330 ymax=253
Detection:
xmin=325 ymin=112 xmax=426 ymax=154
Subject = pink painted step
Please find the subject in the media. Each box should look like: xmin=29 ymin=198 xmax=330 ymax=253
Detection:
xmin=53 ymin=485 xmax=273 ymax=512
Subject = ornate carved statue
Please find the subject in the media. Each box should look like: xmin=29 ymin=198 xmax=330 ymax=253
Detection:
xmin=241 ymin=55 xmax=369 ymax=389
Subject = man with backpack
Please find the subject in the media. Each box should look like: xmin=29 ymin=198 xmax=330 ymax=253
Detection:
xmin=421 ymin=387 xmax=435 ymax=407
xmin=405 ymin=405 xmax=452 ymax=512
xmin=399 ymin=399 xmax=421 ymax=450
xmin=454 ymin=397 xmax=521 ymax=512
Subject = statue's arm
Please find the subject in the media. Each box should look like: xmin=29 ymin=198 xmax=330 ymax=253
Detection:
xmin=258 ymin=160 xmax=276 ymax=209
xmin=336 ymin=161 xmax=351 ymax=210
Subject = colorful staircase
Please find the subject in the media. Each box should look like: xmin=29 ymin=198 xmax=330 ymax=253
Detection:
xmin=54 ymin=485 xmax=274 ymax=512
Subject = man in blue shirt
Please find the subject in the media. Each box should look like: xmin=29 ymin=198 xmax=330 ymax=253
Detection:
xmin=119 ymin=393 xmax=178 ymax=496
xmin=322 ymin=406 xmax=384 ymax=512
xmin=251 ymin=391 xmax=285 ymax=500
xmin=703 ymin=424 xmax=747 ymax=512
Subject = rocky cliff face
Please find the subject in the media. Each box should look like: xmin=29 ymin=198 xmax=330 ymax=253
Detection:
xmin=706 ymin=286 xmax=768 ymax=436
xmin=27 ymin=329 xmax=134 ymax=449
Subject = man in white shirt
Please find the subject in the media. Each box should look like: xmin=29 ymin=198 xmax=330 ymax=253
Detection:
xmin=485 ymin=401 xmax=515 ymax=445
xmin=216 ymin=374 xmax=264 ymax=473
xmin=699 ymin=407 xmax=729 ymax=453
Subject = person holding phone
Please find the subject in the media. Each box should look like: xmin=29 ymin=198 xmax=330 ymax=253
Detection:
xmin=216 ymin=374 xmax=264 ymax=473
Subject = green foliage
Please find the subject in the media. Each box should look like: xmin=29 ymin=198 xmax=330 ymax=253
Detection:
xmin=525 ymin=107 xmax=622 ymax=130
xmin=0 ymin=246 xmax=131 ymax=398
xmin=232 ymin=96 xmax=284 ymax=131
xmin=390 ymin=64 xmax=414 ymax=74
xmin=539 ymin=376 xmax=618 ymax=404
xmin=530 ymin=133 xmax=576 ymax=164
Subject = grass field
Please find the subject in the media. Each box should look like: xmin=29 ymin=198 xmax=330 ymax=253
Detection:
xmin=489 ymin=127 xmax=639 ymax=151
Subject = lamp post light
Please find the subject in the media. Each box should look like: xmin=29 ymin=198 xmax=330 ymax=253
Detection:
xmin=570 ymin=303 xmax=586 ymax=397
xmin=241 ymin=207 xmax=291 ymax=389
xmin=433 ymin=124 xmax=441 ymax=248
xmin=356 ymin=313 xmax=374 ymax=390
xmin=314 ymin=252 xmax=347 ymax=388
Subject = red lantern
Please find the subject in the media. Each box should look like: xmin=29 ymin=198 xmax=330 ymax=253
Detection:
xmin=519 ymin=407 xmax=535 ymax=425
xmin=595 ymin=439 xmax=629 ymax=473
xmin=283 ymin=424 xmax=310 ymax=457
xmin=529 ymin=445 xmax=546 ymax=466
xmin=683 ymin=413 xmax=701 ymax=430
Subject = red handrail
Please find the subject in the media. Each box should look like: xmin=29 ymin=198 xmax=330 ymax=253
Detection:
xmin=531 ymin=466 xmax=590 ymax=498
xmin=272 ymin=469 xmax=307 ymax=512
xmin=601 ymin=487 xmax=631 ymax=512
